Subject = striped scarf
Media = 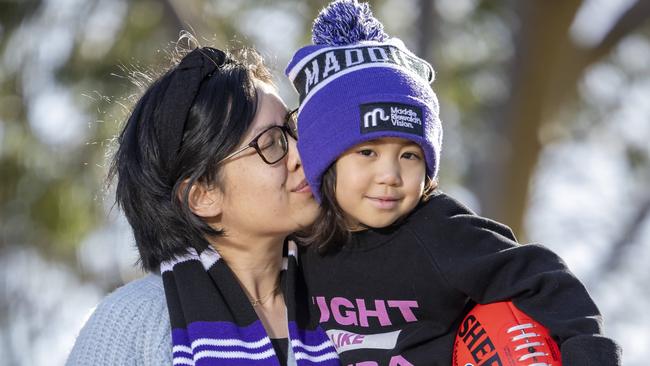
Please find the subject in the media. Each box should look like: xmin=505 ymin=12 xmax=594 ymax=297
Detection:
xmin=161 ymin=241 xmax=340 ymax=366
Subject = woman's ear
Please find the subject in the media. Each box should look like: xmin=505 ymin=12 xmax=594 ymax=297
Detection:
xmin=181 ymin=180 xmax=223 ymax=218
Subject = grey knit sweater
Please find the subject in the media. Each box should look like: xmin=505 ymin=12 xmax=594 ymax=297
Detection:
xmin=66 ymin=274 xmax=173 ymax=365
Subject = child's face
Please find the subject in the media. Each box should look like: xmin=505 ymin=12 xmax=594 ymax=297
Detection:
xmin=334 ymin=137 xmax=426 ymax=229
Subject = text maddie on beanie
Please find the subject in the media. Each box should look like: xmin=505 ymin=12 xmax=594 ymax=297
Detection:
xmin=287 ymin=43 xmax=434 ymax=106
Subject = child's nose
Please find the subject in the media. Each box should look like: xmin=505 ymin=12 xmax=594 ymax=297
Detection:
xmin=375 ymin=160 xmax=402 ymax=186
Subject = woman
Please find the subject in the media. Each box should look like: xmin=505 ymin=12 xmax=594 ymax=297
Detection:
xmin=66 ymin=45 xmax=339 ymax=366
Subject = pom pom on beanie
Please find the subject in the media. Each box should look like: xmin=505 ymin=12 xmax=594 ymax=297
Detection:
xmin=312 ymin=0 xmax=388 ymax=45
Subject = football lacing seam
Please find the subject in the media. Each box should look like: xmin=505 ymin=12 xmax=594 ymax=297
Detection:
xmin=515 ymin=341 xmax=542 ymax=351
xmin=512 ymin=332 xmax=539 ymax=341
xmin=520 ymin=352 xmax=548 ymax=360
xmin=506 ymin=323 xmax=552 ymax=366
xmin=507 ymin=323 xmax=533 ymax=332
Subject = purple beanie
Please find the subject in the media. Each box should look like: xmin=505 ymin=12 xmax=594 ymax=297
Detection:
xmin=285 ymin=0 xmax=442 ymax=202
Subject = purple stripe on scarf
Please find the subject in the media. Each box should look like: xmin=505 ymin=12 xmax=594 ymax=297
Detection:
xmin=289 ymin=321 xmax=340 ymax=365
xmin=192 ymin=343 xmax=273 ymax=353
xmin=172 ymin=321 xmax=280 ymax=366
xmin=288 ymin=322 xmax=335 ymax=348
xmin=172 ymin=320 xmax=271 ymax=349
xmin=172 ymin=327 xmax=191 ymax=346
xmin=172 ymin=351 xmax=192 ymax=359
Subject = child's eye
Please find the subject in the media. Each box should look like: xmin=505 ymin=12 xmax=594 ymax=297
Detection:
xmin=402 ymin=152 xmax=422 ymax=160
xmin=357 ymin=149 xmax=375 ymax=157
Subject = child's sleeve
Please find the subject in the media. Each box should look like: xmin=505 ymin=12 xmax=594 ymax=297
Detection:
xmin=413 ymin=193 xmax=622 ymax=365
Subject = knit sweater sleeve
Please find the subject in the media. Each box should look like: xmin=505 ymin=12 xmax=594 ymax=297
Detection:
xmin=66 ymin=274 xmax=173 ymax=366
xmin=410 ymin=193 xmax=622 ymax=365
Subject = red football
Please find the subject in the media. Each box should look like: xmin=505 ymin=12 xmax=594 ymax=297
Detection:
xmin=453 ymin=301 xmax=562 ymax=366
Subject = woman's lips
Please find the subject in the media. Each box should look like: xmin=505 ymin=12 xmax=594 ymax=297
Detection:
xmin=291 ymin=179 xmax=311 ymax=193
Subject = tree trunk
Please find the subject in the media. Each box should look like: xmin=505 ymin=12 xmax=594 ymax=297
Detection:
xmin=480 ymin=0 xmax=583 ymax=239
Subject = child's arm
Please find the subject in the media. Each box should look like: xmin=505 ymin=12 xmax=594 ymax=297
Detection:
xmin=411 ymin=193 xmax=622 ymax=365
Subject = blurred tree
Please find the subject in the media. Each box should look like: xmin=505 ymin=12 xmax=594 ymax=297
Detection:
xmin=465 ymin=1 xmax=649 ymax=240
xmin=408 ymin=0 xmax=650 ymax=243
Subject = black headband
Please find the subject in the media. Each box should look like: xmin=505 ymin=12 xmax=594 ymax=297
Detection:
xmin=157 ymin=47 xmax=226 ymax=171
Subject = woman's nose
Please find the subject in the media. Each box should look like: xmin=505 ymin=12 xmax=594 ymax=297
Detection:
xmin=286 ymin=136 xmax=302 ymax=171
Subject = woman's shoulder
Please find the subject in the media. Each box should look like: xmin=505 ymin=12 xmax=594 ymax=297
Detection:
xmin=66 ymin=273 xmax=172 ymax=365
xmin=105 ymin=272 xmax=166 ymax=304
xmin=91 ymin=273 xmax=168 ymax=319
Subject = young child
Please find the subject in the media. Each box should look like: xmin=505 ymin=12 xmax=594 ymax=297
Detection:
xmin=285 ymin=1 xmax=621 ymax=365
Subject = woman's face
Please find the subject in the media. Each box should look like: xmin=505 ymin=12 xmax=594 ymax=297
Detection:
xmin=216 ymin=82 xmax=319 ymax=241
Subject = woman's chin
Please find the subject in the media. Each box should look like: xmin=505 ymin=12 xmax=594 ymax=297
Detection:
xmin=291 ymin=199 xmax=321 ymax=228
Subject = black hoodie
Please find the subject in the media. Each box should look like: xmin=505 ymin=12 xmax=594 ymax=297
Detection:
xmin=300 ymin=192 xmax=621 ymax=365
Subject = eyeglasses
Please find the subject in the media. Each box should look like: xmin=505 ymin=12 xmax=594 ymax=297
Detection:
xmin=218 ymin=111 xmax=299 ymax=165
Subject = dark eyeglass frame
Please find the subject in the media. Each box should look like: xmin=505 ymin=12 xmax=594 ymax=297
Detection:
xmin=218 ymin=110 xmax=299 ymax=165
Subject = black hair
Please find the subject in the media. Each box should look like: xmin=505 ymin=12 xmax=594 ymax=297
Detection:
xmin=300 ymin=165 xmax=438 ymax=254
xmin=108 ymin=47 xmax=272 ymax=271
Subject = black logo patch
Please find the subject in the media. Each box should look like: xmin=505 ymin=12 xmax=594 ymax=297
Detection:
xmin=360 ymin=102 xmax=424 ymax=136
